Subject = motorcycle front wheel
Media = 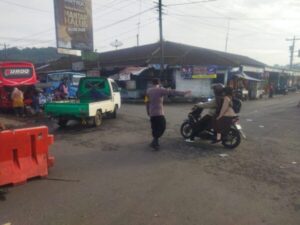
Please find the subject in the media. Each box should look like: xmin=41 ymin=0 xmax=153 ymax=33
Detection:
xmin=222 ymin=128 xmax=241 ymax=149
xmin=180 ymin=121 xmax=193 ymax=139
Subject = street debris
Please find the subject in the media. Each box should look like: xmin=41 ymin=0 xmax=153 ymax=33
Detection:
xmin=246 ymin=119 xmax=253 ymax=122
xmin=259 ymin=125 xmax=265 ymax=128
xmin=219 ymin=153 xmax=229 ymax=158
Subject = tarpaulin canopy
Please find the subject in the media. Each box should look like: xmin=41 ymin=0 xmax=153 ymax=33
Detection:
xmin=110 ymin=66 xmax=149 ymax=81
xmin=234 ymin=72 xmax=261 ymax=82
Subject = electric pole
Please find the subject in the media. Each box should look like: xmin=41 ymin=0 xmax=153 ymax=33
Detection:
xmin=0 ymin=43 xmax=9 ymax=60
xmin=137 ymin=0 xmax=142 ymax=46
xmin=225 ymin=19 xmax=231 ymax=52
xmin=158 ymin=0 xmax=164 ymax=78
xmin=286 ymin=36 xmax=300 ymax=69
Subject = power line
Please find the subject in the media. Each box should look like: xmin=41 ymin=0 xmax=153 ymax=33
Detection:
xmin=168 ymin=12 xmax=300 ymax=21
xmin=97 ymin=18 xmax=157 ymax=43
xmin=13 ymin=28 xmax=54 ymax=43
xmin=166 ymin=0 xmax=216 ymax=7
xmin=95 ymin=19 xmax=157 ymax=51
xmin=94 ymin=7 xmax=155 ymax=32
xmin=93 ymin=0 xmax=125 ymax=11
xmin=0 ymin=0 xmax=50 ymax=13
xmin=94 ymin=0 xmax=139 ymax=19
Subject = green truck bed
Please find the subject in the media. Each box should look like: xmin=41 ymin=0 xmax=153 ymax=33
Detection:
xmin=45 ymin=100 xmax=89 ymax=118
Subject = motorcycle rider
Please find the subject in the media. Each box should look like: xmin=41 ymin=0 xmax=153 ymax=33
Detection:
xmin=185 ymin=83 xmax=224 ymax=142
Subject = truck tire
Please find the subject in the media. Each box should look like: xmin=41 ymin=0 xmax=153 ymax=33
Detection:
xmin=58 ymin=118 xmax=68 ymax=127
xmin=94 ymin=110 xmax=102 ymax=127
xmin=111 ymin=105 xmax=118 ymax=119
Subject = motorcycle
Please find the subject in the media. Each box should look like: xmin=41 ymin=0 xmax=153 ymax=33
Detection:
xmin=180 ymin=106 xmax=246 ymax=149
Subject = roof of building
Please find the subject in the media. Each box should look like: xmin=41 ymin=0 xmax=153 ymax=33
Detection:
xmin=97 ymin=41 xmax=266 ymax=68
xmin=36 ymin=41 xmax=266 ymax=73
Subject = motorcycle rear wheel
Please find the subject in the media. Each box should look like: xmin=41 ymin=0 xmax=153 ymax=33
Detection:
xmin=180 ymin=121 xmax=193 ymax=139
xmin=222 ymin=128 xmax=241 ymax=149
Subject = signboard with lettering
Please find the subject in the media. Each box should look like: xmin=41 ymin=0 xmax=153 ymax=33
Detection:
xmin=181 ymin=66 xmax=217 ymax=79
xmin=54 ymin=0 xmax=93 ymax=51
xmin=87 ymin=70 xmax=100 ymax=77
xmin=72 ymin=61 xmax=85 ymax=71
xmin=3 ymin=68 xmax=32 ymax=78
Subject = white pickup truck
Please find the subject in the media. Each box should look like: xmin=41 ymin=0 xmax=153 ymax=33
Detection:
xmin=45 ymin=77 xmax=121 ymax=127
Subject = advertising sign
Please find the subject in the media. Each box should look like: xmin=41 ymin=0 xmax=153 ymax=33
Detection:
xmin=72 ymin=61 xmax=85 ymax=71
xmin=87 ymin=70 xmax=100 ymax=77
xmin=181 ymin=66 xmax=217 ymax=79
xmin=54 ymin=0 xmax=93 ymax=51
xmin=3 ymin=68 xmax=32 ymax=78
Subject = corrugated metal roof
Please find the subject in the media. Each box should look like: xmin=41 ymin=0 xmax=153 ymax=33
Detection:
xmin=97 ymin=41 xmax=266 ymax=68
xmin=37 ymin=41 xmax=266 ymax=73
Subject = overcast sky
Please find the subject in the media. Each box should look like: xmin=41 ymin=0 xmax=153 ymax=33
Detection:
xmin=0 ymin=0 xmax=300 ymax=66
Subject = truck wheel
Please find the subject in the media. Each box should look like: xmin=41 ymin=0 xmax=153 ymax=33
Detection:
xmin=111 ymin=105 xmax=118 ymax=119
xmin=58 ymin=118 xmax=68 ymax=127
xmin=94 ymin=111 xmax=102 ymax=127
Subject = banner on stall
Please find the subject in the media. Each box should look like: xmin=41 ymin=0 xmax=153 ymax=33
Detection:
xmin=181 ymin=66 xmax=217 ymax=79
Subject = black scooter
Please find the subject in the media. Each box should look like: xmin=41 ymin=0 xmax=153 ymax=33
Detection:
xmin=180 ymin=107 xmax=246 ymax=149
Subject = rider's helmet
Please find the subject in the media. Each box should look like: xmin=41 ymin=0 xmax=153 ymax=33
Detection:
xmin=211 ymin=83 xmax=224 ymax=96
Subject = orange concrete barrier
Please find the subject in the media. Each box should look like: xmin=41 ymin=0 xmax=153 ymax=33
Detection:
xmin=0 ymin=126 xmax=54 ymax=186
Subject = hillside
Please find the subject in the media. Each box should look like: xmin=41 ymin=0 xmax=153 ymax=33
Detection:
xmin=0 ymin=47 xmax=62 ymax=64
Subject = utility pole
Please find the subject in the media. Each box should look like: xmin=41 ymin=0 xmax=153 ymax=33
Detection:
xmin=136 ymin=33 xmax=140 ymax=46
xmin=137 ymin=0 xmax=142 ymax=46
xmin=158 ymin=0 xmax=164 ymax=78
xmin=0 ymin=43 xmax=9 ymax=60
xmin=225 ymin=19 xmax=231 ymax=52
xmin=286 ymin=36 xmax=300 ymax=69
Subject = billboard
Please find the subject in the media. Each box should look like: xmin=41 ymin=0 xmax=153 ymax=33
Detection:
xmin=181 ymin=66 xmax=217 ymax=79
xmin=54 ymin=0 xmax=93 ymax=51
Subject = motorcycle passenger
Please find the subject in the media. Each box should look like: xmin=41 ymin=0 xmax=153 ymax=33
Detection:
xmin=185 ymin=83 xmax=224 ymax=143
xmin=213 ymin=86 xmax=236 ymax=144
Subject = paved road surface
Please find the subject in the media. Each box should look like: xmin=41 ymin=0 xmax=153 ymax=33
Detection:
xmin=1 ymin=94 xmax=300 ymax=225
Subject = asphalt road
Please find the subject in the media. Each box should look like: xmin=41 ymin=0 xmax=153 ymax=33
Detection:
xmin=1 ymin=94 xmax=300 ymax=225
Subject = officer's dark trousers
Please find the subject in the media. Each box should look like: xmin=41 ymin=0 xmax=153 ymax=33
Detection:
xmin=150 ymin=115 xmax=166 ymax=139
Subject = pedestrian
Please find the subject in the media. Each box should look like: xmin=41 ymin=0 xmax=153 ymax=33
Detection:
xmin=269 ymin=83 xmax=274 ymax=98
xmin=213 ymin=86 xmax=236 ymax=144
xmin=0 ymin=121 xmax=5 ymax=130
xmin=28 ymin=87 xmax=40 ymax=114
xmin=11 ymin=87 xmax=24 ymax=117
xmin=145 ymin=78 xmax=191 ymax=150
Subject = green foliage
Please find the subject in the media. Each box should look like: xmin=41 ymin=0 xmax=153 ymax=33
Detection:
xmin=0 ymin=47 xmax=62 ymax=63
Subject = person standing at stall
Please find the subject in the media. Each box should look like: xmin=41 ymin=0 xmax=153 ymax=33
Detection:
xmin=11 ymin=87 xmax=24 ymax=117
xmin=269 ymin=83 xmax=274 ymax=98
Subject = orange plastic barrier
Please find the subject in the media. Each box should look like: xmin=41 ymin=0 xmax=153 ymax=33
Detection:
xmin=0 ymin=126 xmax=54 ymax=186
